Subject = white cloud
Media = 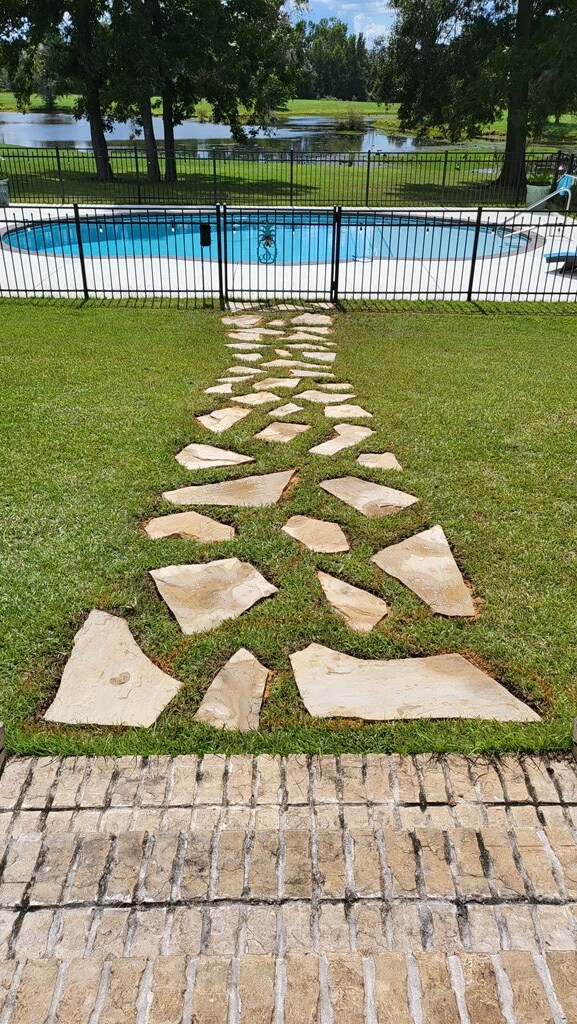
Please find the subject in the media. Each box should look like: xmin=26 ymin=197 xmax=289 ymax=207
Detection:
xmin=353 ymin=11 xmax=393 ymax=39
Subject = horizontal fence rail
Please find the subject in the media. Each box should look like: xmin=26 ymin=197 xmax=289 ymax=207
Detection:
xmin=0 ymin=204 xmax=576 ymax=305
xmin=0 ymin=145 xmax=574 ymax=208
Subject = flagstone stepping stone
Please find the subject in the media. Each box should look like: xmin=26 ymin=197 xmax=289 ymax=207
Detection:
xmin=299 ymin=390 xmax=355 ymax=404
xmin=267 ymin=319 xmax=286 ymax=327
xmin=231 ymin=391 xmax=280 ymax=407
xmin=163 ymin=469 xmax=296 ymax=507
xmin=233 ymin=352 xmax=262 ymax=362
xmin=275 ymin=348 xmax=292 ymax=357
xmin=196 ymin=407 xmax=252 ymax=433
xmin=273 ymin=403 xmax=304 ymax=417
xmin=226 ymin=342 xmax=268 ymax=350
xmin=325 ymin=404 xmax=373 ymax=419
xmin=253 ymin=377 xmax=300 ymax=391
xmin=225 ymin=366 xmax=264 ymax=375
xmin=290 ymin=644 xmax=540 ymax=721
xmin=358 ymin=453 xmax=402 ymax=472
xmin=286 ymin=335 xmax=335 ymax=343
xmin=303 ymin=351 xmax=336 ymax=363
xmin=316 ymin=571 xmax=389 ymax=633
xmin=145 ymin=510 xmax=235 ymax=542
xmin=291 ymin=313 xmax=333 ymax=326
xmin=317 ymin=382 xmax=353 ymax=390
xmin=44 ymin=610 xmax=183 ymax=728
xmin=291 ymin=326 xmax=333 ymax=336
xmin=262 ymin=359 xmax=326 ymax=370
xmin=175 ymin=442 xmax=254 ymax=471
xmin=222 ymin=315 xmax=263 ymax=328
xmin=372 ymin=525 xmax=475 ymax=617
xmin=150 ymin=558 xmax=277 ymax=634
xmin=309 ymin=424 xmax=374 ymax=456
xmin=285 ymin=341 xmax=331 ymax=349
xmin=282 ymin=515 xmax=349 ymax=553
xmin=320 ymin=477 xmax=419 ymax=517
xmin=194 ymin=648 xmax=269 ymax=731
xmin=227 ymin=329 xmax=284 ymax=340
xmin=255 ymin=422 xmax=311 ymax=443
xmin=205 ymin=382 xmax=233 ymax=395
xmin=290 ymin=369 xmax=336 ymax=379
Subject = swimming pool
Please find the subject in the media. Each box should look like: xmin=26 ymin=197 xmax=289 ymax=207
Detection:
xmin=3 ymin=209 xmax=536 ymax=264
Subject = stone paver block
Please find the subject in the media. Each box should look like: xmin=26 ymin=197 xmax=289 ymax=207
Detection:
xmin=500 ymin=951 xmax=555 ymax=1023
xmin=57 ymin=957 xmax=104 ymax=1023
xmin=11 ymin=959 xmax=60 ymax=1024
xmin=238 ymin=955 xmax=276 ymax=1023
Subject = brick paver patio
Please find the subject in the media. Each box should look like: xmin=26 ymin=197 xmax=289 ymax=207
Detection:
xmin=0 ymin=753 xmax=575 ymax=1021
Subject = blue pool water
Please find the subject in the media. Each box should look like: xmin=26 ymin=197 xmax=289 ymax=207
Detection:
xmin=3 ymin=210 xmax=531 ymax=263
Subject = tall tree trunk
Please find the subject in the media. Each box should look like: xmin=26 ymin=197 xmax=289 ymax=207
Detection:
xmin=162 ymin=81 xmax=177 ymax=182
xmin=139 ymin=96 xmax=161 ymax=182
xmin=498 ymin=0 xmax=532 ymax=190
xmin=86 ymin=89 xmax=113 ymax=182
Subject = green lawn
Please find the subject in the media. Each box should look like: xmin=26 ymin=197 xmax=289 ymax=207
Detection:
xmin=1 ymin=303 xmax=576 ymax=758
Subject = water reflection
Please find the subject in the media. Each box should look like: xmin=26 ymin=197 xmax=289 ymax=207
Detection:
xmin=0 ymin=111 xmax=432 ymax=152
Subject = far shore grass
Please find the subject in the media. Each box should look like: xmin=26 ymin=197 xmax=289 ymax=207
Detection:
xmin=1 ymin=302 xmax=576 ymax=759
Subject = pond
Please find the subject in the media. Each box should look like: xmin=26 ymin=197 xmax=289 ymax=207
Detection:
xmin=0 ymin=110 xmax=448 ymax=152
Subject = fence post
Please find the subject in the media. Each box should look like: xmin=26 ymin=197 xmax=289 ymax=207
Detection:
xmin=330 ymin=206 xmax=342 ymax=305
xmin=216 ymin=204 xmax=225 ymax=310
xmin=552 ymin=149 xmax=564 ymax=190
xmin=55 ymin=145 xmax=66 ymax=203
xmin=290 ymin=149 xmax=294 ymax=206
xmin=212 ymin=150 xmax=218 ymax=205
xmin=222 ymin=203 xmax=229 ymax=305
xmin=133 ymin=146 xmax=142 ymax=204
xmin=466 ymin=206 xmax=483 ymax=302
xmin=72 ymin=203 xmax=89 ymax=301
xmin=365 ymin=151 xmax=371 ymax=207
xmin=441 ymin=149 xmax=449 ymax=205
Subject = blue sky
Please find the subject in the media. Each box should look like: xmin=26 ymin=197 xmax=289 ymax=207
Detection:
xmin=299 ymin=0 xmax=394 ymax=41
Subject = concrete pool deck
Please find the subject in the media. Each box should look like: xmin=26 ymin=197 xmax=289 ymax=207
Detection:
xmin=0 ymin=205 xmax=576 ymax=302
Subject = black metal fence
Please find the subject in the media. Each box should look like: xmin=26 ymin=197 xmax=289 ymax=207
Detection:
xmin=0 ymin=145 xmax=574 ymax=208
xmin=1 ymin=204 xmax=576 ymax=304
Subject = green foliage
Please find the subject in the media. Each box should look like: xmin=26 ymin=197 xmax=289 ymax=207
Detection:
xmin=295 ymin=18 xmax=370 ymax=102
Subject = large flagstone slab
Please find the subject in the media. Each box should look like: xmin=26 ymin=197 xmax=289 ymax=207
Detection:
xmin=302 ymin=351 xmax=336 ymax=364
xmin=273 ymin=403 xmax=304 ymax=417
xmin=317 ymin=382 xmax=353 ymax=390
xmin=255 ymin=422 xmax=310 ymax=443
xmin=372 ymin=525 xmax=475 ymax=617
xmin=316 ymin=572 xmax=389 ymax=633
xmin=221 ymin=315 xmax=263 ymax=328
xmin=225 ymin=366 xmax=264 ymax=376
xmin=358 ymin=452 xmax=402 ymax=472
xmin=320 ymin=477 xmax=419 ymax=517
xmin=233 ymin=352 xmax=263 ymax=362
xmin=175 ymin=442 xmax=253 ymax=471
xmin=290 ymin=326 xmax=333 ymax=335
xmin=150 ymin=558 xmax=277 ymax=634
xmin=205 ymin=382 xmax=233 ymax=395
xmin=282 ymin=515 xmax=349 ymax=553
xmin=196 ymin=407 xmax=252 ymax=433
xmin=230 ymin=391 xmax=280 ymax=406
xmin=299 ymin=390 xmax=355 ymax=404
xmin=44 ymin=610 xmax=183 ymax=727
xmin=253 ymin=377 xmax=300 ymax=391
xmin=274 ymin=348 xmax=292 ymax=358
xmin=194 ymin=648 xmax=269 ymax=732
xmin=267 ymin=319 xmax=286 ymax=327
xmin=325 ymin=404 xmax=372 ymax=419
xmin=163 ymin=469 xmax=296 ymax=507
xmin=291 ymin=313 xmax=333 ymax=326
xmin=290 ymin=644 xmax=540 ymax=722
xmin=309 ymin=424 xmax=374 ymax=456
xmin=145 ymin=510 xmax=235 ymax=542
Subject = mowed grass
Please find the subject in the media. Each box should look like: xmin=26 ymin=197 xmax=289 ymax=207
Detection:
xmin=1 ymin=303 xmax=576 ymax=757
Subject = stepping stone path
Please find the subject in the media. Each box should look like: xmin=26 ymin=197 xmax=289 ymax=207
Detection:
xmin=53 ymin=306 xmax=537 ymax=731
xmin=372 ymin=524 xmax=475 ymax=616
xmin=150 ymin=558 xmax=277 ymax=634
xmin=45 ymin=610 xmax=183 ymax=727
xmin=194 ymin=648 xmax=269 ymax=731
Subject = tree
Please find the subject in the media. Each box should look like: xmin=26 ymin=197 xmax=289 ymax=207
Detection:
xmin=372 ymin=0 xmax=577 ymax=188
xmin=295 ymin=19 xmax=370 ymax=101
xmin=1 ymin=0 xmax=115 ymax=181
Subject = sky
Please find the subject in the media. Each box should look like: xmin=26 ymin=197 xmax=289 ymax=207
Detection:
xmin=299 ymin=0 xmax=395 ymax=42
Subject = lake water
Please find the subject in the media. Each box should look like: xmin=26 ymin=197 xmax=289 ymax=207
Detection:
xmin=0 ymin=111 xmax=437 ymax=152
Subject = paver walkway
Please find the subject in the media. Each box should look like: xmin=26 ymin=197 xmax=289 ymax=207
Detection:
xmin=0 ymin=754 xmax=576 ymax=1022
